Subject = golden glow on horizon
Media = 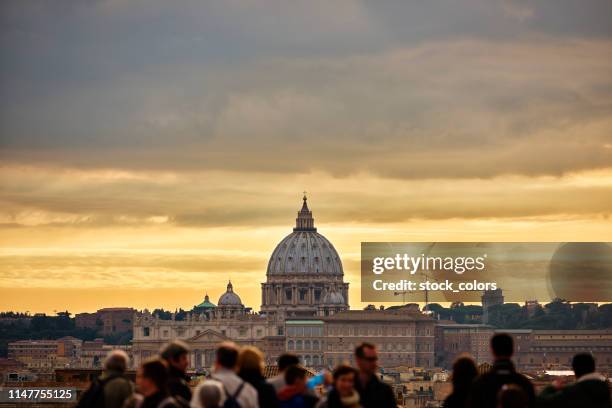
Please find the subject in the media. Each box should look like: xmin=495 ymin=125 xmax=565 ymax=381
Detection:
xmin=1 ymin=166 xmax=611 ymax=314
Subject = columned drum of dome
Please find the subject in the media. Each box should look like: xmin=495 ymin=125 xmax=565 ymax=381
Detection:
xmin=261 ymin=196 xmax=349 ymax=318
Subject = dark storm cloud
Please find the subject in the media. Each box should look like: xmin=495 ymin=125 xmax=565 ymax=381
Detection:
xmin=1 ymin=0 xmax=612 ymax=178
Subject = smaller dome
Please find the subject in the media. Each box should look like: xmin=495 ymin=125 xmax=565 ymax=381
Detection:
xmin=196 ymin=293 xmax=216 ymax=309
xmin=322 ymin=289 xmax=345 ymax=305
xmin=218 ymin=281 xmax=243 ymax=306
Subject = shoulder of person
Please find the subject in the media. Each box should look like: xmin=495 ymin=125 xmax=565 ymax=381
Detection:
xmin=314 ymin=397 xmax=328 ymax=408
xmin=159 ymin=396 xmax=182 ymax=408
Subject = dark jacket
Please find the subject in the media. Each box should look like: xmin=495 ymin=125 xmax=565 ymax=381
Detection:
xmin=468 ymin=359 xmax=535 ymax=408
xmin=442 ymin=389 xmax=469 ymax=408
xmin=138 ymin=392 xmax=180 ymax=408
xmin=278 ymin=385 xmax=318 ymax=408
xmin=354 ymin=373 xmax=396 ymax=408
xmin=537 ymin=373 xmax=611 ymax=408
xmin=240 ymin=370 xmax=280 ymax=408
xmin=316 ymin=388 xmax=362 ymax=408
xmin=102 ymin=370 xmax=134 ymax=408
xmin=166 ymin=366 xmax=191 ymax=405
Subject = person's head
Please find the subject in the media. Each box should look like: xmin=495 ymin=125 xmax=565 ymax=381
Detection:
xmin=497 ymin=384 xmax=528 ymax=408
xmin=216 ymin=342 xmax=239 ymax=371
xmin=332 ymin=364 xmax=357 ymax=397
xmin=198 ymin=380 xmax=225 ymax=408
xmin=136 ymin=358 xmax=168 ymax=397
xmin=491 ymin=333 xmax=514 ymax=360
xmin=277 ymin=353 xmax=300 ymax=372
xmin=284 ymin=364 xmax=307 ymax=392
xmin=160 ymin=340 xmax=190 ymax=373
xmin=451 ymin=355 xmax=478 ymax=390
xmin=104 ymin=349 xmax=129 ymax=374
xmin=237 ymin=346 xmax=264 ymax=377
xmin=572 ymin=353 xmax=596 ymax=379
xmin=354 ymin=342 xmax=378 ymax=376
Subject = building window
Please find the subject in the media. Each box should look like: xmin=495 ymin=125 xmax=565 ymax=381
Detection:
xmin=288 ymin=340 xmax=294 ymax=350
xmin=278 ymin=326 xmax=284 ymax=336
xmin=300 ymin=290 xmax=307 ymax=301
xmin=313 ymin=340 xmax=319 ymax=350
xmin=143 ymin=327 xmax=150 ymax=337
xmin=315 ymin=290 xmax=321 ymax=301
xmin=286 ymin=289 xmax=292 ymax=301
xmin=297 ymin=340 xmax=303 ymax=350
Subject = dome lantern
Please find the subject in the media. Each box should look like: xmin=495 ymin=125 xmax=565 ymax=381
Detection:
xmin=294 ymin=193 xmax=316 ymax=232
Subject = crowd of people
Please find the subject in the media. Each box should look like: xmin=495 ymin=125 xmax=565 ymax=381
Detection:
xmin=78 ymin=333 xmax=610 ymax=408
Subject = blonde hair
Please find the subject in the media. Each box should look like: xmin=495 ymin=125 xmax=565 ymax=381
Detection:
xmin=237 ymin=346 xmax=264 ymax=375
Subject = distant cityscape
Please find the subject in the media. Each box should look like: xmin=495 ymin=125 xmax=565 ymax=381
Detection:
xmin=1 ymin=198 xmax=610 ymax=407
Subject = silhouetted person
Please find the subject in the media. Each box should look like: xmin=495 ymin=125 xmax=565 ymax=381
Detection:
xmin=537 ymin=353 xmax=611 ymax=408
xmin=191 ymin=341 xmax=259 ymax=408
xmin=268 ymin=353 xmax=301 ymax=392
xmin=497 ymin=384 xmax=528 ymax=408
xmin=160 ymin=340 xmax=192 ymax=405
xmin=77 ymin=349 xmax=134 ymax=408
xmin=468 ymin=333 xmax=535 ymax=408
xmin=278 ymin=365 xmax=318 ymax=408
xmin=443 ymin=355 xmax=477 ymax=408
xmin=353 ymin=343 xmax=396 ymax=408
xmin=315 ymin=364 xmax=362 ymax=408
xmin=128 ymin=358 xmax=180 ymax=408
xmin=238 ymin=346 xmax=280 ymax=408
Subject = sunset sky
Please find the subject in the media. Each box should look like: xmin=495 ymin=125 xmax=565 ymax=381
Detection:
xmin=1 ymin=0 xmax=612 ymax=314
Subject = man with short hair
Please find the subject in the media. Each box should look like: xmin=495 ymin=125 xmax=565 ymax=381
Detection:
xmin=353 ymin=342 xmax=396 ymax=408
xmin=268 ymin=353 xmax=300 ymax=392
xmin=537 ymin=353 xmax=611 ymax=408
xmin=277 ymin=365 xmax=318 ymax=408
xmin=191 ymin=342 xmax=259 ymax=408
xmin=469 ymin=333 xmax=535 ymax=408
xmin=160 ymin=340 xmax=192 ymax=404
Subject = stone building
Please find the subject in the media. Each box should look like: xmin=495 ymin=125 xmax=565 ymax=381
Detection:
xmin=261 ymin=195 xmax=349 ymax=318
xmin=501 ymin=329 xmax=612 ymax=373
xmin=132 ymin=196 xmax=436 ymax=371
xmin=481 ymin=289 xmax=504 ymax=324
xmin=323 ymin=307 xmax=435 ymax=369
xmin=75 ymin=307 xmax=134 ymax=335
xmin=434 ymin=323 xmax=494 ymax=368
xmin=132 ymin=281 xmax=281 ymax=369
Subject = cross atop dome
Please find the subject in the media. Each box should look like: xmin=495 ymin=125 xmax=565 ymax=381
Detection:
xmin=294 ymin=193 xmax=316 ymax=231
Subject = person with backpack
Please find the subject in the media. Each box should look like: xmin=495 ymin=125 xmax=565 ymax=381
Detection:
xmin=77 ymin=349 xmax=134 ymax=408
xmin=160 ymin=340 xmax=192 ymax=406
xmin=125 ymin=358 xmax=180 ymax=408
xmin=191 ymin=342 xmax=259 ymax=408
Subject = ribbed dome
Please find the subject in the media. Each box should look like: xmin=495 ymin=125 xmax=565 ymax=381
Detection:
xmin=267 ymin=195 xmax=343 ymax=276
xmin=218 ymin=281 xmax=242 ymax=306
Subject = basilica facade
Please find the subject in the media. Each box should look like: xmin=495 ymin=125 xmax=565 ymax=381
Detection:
xmin=132 ymin=196 xmax=434 ymax=370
